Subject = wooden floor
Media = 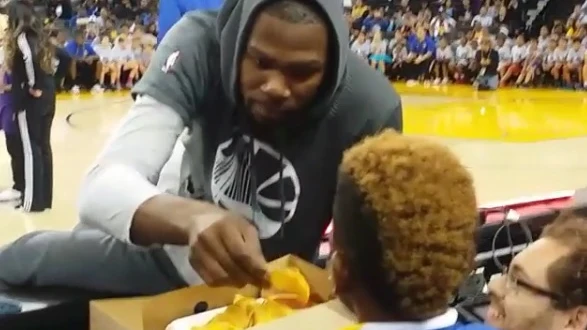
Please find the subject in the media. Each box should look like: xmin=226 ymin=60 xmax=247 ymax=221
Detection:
xmin=1 ymin=83 xmax=586 ymax=245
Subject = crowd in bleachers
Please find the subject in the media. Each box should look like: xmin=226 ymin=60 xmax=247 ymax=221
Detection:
xmin=44 ymin=0 xmax=158 ymax=93
xmin=347 ymin=0 xmax=587 ymax=91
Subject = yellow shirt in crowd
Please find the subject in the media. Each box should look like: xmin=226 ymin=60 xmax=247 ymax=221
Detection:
xmin=351 ymin=5 xmax=368 ymax=19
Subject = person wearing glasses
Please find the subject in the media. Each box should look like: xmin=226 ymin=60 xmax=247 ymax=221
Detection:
xmin=487 ymin=210 xmax=587 ymax=330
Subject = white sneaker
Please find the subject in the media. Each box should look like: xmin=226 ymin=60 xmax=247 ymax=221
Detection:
xmin=71 ymin=85 xmax=81 ymax=94
xmin=0 ymin=189 xmax=21 ymax=202
xmin=442 ymin=78 xmax=449 ymax=84
xmin=433 ymin=78 xmax=441 ymax=85
xmin=406 ymin=80 xmax=418 ymax=87
xmin=91 ymin=84 xmax=104 ymax=93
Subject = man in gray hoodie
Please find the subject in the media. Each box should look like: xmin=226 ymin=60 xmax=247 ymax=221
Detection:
xmin=0 ymin=0 xmax=402 ymax=294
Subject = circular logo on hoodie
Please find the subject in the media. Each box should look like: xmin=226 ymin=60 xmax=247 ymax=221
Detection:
xmin=211 ymin=135 xmax=301 ymax=239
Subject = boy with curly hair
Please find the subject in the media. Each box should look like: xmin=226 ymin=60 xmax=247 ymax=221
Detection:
xmin=329 ymin=129 xmax=496 ymax=330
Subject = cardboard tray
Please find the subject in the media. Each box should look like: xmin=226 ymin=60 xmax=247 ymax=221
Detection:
xmin=90 ymin=254 xmax=344 ymax=330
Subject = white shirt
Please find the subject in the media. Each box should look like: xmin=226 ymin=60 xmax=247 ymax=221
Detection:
xmin=497 ymin=45 xmax=512 ymax=62
xmin=351 ymin=40 xmax=371 ymax=58
xmin=511 ymin=45 xmax=527 ymax=63
xmin=436 ymin=46 xmax=453 ymax=61
xmin=93 ymin=44 xmax=112 ymax=61
xmin=552 ymin=47 xmax=568 ymax=62
xmin=361 ymin=309 xmax=459 ymax=330
xmin=455 ymin=45 xmax=472 ymax=64
xmin=566 ymin=47 xmax=584 ymax=64
xmin=471 ymin=14 xmax=493 ymax=27
xmin=109 ymin=46 xmax=135 ymax=62
xmin=543 ymin=49 xmax=556 ymax=64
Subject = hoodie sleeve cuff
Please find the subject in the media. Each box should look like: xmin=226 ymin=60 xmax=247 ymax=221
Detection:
xmin=78 ymin=163 xmax=162 ymax=243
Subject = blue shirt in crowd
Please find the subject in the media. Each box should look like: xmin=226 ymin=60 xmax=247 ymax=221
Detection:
xmin=158 ymin=0 xmax=224 ymax=42
xmin=64 ymin=41 xmax=97 ymax=59
xmin=407 ymin=34 xmax=437 ymax=57
xmin=362 ymin=17 xmax=390 ymax=32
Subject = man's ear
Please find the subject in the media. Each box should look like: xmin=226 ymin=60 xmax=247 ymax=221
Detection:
xmin=565 ymin=305 xmax=587 ymax=330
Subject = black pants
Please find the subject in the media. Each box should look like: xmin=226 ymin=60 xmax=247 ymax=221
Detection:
xmin=11 ymin=91 xmax=56 ymax=212
xmin=5 ymin=133 xmax=23 ymax=192
xmin=406 ymin=59 xmax=433 ymax=80
xmin=66 ymin=59 xmax=98 ymax=90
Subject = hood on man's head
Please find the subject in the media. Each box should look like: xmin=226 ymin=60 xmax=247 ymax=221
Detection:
xmin=216 ymin=0 xmax=349 ymax=117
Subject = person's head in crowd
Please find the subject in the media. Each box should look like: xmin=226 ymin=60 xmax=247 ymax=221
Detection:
xmin=540 ymin=25 xmax=550 ymax=38
xmin=487 ymin=210 xmax=587 ymax=330
xmin=479 ymin=6 xmax=487 ymax=16
xmin=571 ymin=38 xmax=581 ymax=51
xmin=515 ymin=34 xmax=525 ymax=47
xmin=480 ymin=37 xmax=491 ymax=52
xmin=496 ymin=34 xmax=506 ymax=48
xmin=74 ymin=28 xmax=85 ymax=45
xmin=100 ymin=34 xmax=111 ymax=48
xmin=330 ymin=130 xmax=478 ymax=323
xmin=460 ymin=34 xmax=468 ymax=46
xmin=547 ymin=37 xmax=557 ymax=51
xmin=558 ymin=37 xmax=568 ymax=50
xmin=120 ymin=23 xmax=130 ymax=35
xmin=356 ymin=31 xmax=366 ymax=43
xmin=116 ymin=35 xmax=128 ymax=49
xmin=372 ymin=7 xmax=383 ymax=18
xmin=498 ymin=5 xmax=507 ymax=19
xmin=470 ymin=39 xmax=478 ymax=50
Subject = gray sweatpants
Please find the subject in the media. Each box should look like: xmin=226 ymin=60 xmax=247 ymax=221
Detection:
xmin=0 ymin=138 xmax=192 ymax=295
xmin=0 ymin=227 xmax=187 ymax=295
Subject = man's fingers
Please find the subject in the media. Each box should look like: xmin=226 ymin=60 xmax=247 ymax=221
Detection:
xmin=234 ymin=221 xmax=269 ymax=287
xmin=200 ymin=230 xmax=250 ymax=287
xmin=189 ymin=243 xmax=230 ymax=286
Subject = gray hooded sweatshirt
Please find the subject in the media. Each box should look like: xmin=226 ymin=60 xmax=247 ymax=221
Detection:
xmin=78 ymin=0 xmax=402 ymax=285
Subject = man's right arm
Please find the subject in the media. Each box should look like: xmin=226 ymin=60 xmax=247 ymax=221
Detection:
xmin=78 ymin=13 xmax=220 ymax=247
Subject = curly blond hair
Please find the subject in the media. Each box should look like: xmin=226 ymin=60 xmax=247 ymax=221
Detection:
xmin=334 ymin=129 xmax=478 ymax=320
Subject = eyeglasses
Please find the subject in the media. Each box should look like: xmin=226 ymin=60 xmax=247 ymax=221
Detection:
xmin=501 ymin=267 xmax=562 ymax=302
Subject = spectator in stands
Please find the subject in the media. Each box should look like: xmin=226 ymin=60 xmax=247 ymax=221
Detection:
xmin=331 ymin=130 xmax=495 ymax=330
xmin=538 ymin=26 xmax=550 ymax=50
xmin=472 ymin=6 xmax=493 ymax=28
xmin=496 ymin=34 xmax=512 ymax=78
xmin=542 ymin=38 xmax=558 ymax=85
xmin=515 ymin=39 xmax=541 ymax=87
xmin=95 ymin=35 xmax=117 ymax=90
xmin=351 ymin=0 xmax=368 ymax=20
xmin=432 ymin=37 xmax=453 ymax=85
xmin=500 ymin=34 xmax=526 ymax=87
xmin=406 ymin=27 xmax=436 ymax=86
xmin=454 ymin=35 xmax=473 ymax=83
xmin=551 ymin=38 xmax=569 ymax=86
xmin=363 ymin=7 xmax=390 ymax=33
xmin=473 ymin=37 xmax=499 ymax=90
xmin=111 ymin=35 xmax=138 ymax=89
xmin=562 ymin=38 xmax=583 ymax=88
xmin=351 ymin=32 xmax=371 ymax=61
xmin=487 ymin=210 xmax=587 ymax=330
xmin=64 ymin=28 xmax=101 ymax=93
xmin=369 ymin=30 xmax=390 ymax=72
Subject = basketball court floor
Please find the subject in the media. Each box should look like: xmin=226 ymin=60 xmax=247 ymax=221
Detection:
xmin=0 ymin=83 xmax=586 ymax=245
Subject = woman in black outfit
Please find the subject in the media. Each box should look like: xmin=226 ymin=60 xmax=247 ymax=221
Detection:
xmin=4 ymin=0 xmax=56 ymax=212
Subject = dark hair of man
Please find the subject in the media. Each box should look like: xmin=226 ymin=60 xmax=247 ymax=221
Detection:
xmin=333 ymin=129 xmax=478 ymax=321
xmin=263 ymin=0 xmax=323 ymax=25
xmin=542 ymin=209 xmax=587 ymax=310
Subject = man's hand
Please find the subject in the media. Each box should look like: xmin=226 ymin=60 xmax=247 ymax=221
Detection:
xmin=29 ymin=89 xmax=42 ymax=97
xmin=188 ymin=213 xmax=270 ymax=288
